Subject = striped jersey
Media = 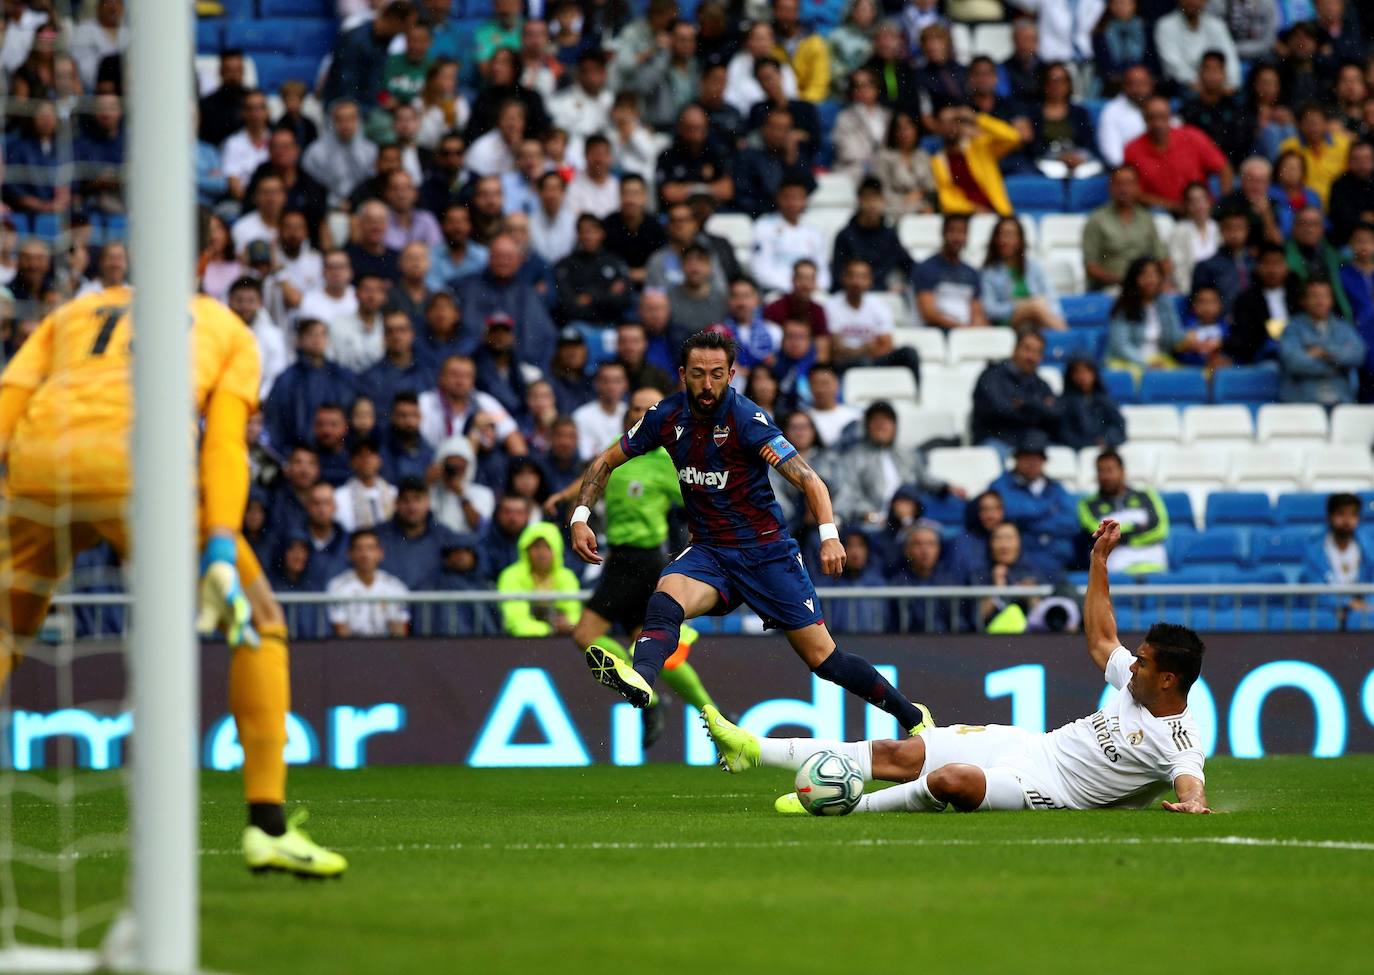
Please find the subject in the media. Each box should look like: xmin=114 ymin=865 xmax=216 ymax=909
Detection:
xmin=1039 ymin=647 xmax=1206 ymax=810
xmin=618 ymin=386 xmax=795 ymax=548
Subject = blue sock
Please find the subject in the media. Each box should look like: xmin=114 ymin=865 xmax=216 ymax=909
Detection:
xmin=632 ymin=592 xmax=685 ymax=687
xmin=813 ymin=649 xmax=924 ymax=730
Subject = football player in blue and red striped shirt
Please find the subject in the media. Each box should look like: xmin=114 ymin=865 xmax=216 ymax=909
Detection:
xmin=568 ymin=329 xmax=933 ymax=738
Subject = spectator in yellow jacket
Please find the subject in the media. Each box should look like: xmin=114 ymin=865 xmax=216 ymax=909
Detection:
xmin=1278 ymin=103 xmax=1351 ymax=210
xmin=930 ymin=103 xmax=1024 ymax=217
xmin=771 ymin=0 xmax=831 ymax=103
xmin=497 ymin=521 xmax=583 ymax=636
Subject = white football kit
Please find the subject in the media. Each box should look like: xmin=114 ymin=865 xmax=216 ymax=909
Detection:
xmin=919 ymin=647 xmax=1206 ymax=810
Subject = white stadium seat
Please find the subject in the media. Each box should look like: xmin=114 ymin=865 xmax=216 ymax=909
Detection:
xmin=947 ymin=327 xmax=1015 ymax=364
xmin=1037 ymin=365 xmax=1063 ymax=395
xmin=927 ymin=446 xmax=1004 ymax=495
xmin=971 ymin=22 xmax=1014 ymax=62
xmin=950 ymin=22 xmax=972 ymax=63
xmin=1116 ymin=443 xmax=1163 ymax=487
xmin=1038 ymin=214 xmax=1087 ymax=257
xmin=1228 ymin=447 xmax=1304 ymax=500
xmin=843 ymin=366 xmax=917 ymax=405
xmin=898 ymin=214 xmax=943 ymax=259
xmin=1303 ymin=445 xmax=1374 ymax=492
xmin=895 ymin=326 xmax=945 ymax=364
xmin=1044 ymin=252 xmax=1085 ymax=295
xmin=1121 ymin=405 xmax=1183 ymax=443
xmin=804 ymin=207 xmax=852 ymax=258
xmin=876 ymin=293 xmax=914 ymax=330
xmin=1256 ymin=403 xmax=1329 ymax=447
xmin=1157 ymin=448 xmax=1230 ymax=519
xmin=1181 ymin=404 xmax=1255 ymax=450
xmin=1329 ymin=404 xmax=1374 ymax=446
xmin=705 ymin=213 xmax=753 ymax=266
xmin=1045 ymin=445 xmax=1078 ymax=488
xmin=892 ymin=403 xmax=958 ymax=449
xmin=811 ymin=173 xmax=857 ymax=209
xmin=917 ymin=361 xmax=985 ymax=433
xmin=327 ymin=210 xmax=350 ymax=246
xmin=1152 ymin=213 xmax=1175 ymax=246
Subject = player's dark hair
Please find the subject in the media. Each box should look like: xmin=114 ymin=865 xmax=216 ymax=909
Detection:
xmin=576 ymin=212 xmax=604 ymax=233
xmin=348 ymin=528 xmax=381 ymax=548
xmin=620 ymin=172 xmax=647 ymax=191
xmin=793 ymin=258 xmax=817 ymax=273
xmin=349 ymin=438 xmax=379 ymax=457
xmin=392 ymin=390 xmax=420 ymax=408
xmin=682 ymin=242 xmax=711 ymax=261
xmin=316 ymin=402 xmax=346 ymax=417
xmin=681 ymin=328 xmax=737 ymax=367
xmin=778 ymin=175 xmax=811 ymax=195
xmin=296 ymin=317 xmax=326 ymax=336
xmin=1096 ymin=449 xmax=1124 ymax=469
xmin=1143 ymin=623 xmax=1205 ymax=692
xmin=537 ymin=170 xmax=566 ymax=191
xmin=584 ymin=133 xmax=610 ymax=153
xmin=942 ymin=213 xmax=970 ymax=232
xmin=1328 ymin=492 xmax=1361 ymax=517
xmin=1199 ymin=50 xmax=1227 ymax=67
xmin=396 ymin=476 xmax=427 ymax=496
xmin=228 ymin=275 xmax=262 ymax=296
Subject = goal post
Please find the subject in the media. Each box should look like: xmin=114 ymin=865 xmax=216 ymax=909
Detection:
xmin=127 ymin=0 xmax=198 ymax=971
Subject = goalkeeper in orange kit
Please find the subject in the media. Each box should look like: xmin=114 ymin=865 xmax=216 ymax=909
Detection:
xmin=0 ymin=285 xmax=345 ymax=878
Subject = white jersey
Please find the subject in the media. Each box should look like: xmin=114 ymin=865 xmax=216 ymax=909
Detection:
xmin=750 ymin=216 xmax=832 ymax=294
xmin=1039 ymin=647 xmax=1205 ymax=809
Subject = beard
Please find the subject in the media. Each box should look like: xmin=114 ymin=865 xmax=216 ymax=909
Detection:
xmin=690 ymin=387 xmax=719 ymax=414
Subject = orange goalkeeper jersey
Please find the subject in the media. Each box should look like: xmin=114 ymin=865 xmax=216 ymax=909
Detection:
xmin=0 ymin=286 xmax=261 ymax=503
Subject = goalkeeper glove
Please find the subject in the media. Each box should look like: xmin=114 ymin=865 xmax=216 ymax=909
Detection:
xmin=197 ymin=534 xmax=259 ymax=648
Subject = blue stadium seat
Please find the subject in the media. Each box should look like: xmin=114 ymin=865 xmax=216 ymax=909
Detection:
xmin=1066 ymin=175 xmax=1109 ymax=212
xmin=225 ymin=21 xmax=289 ymax=52
xmin=1081 ymin=99 xmax=1107 ymax=129
xmin=1159 ymin=491 xmax=1195 ymax=529
xmin=29 ymin=213 xmax=61 ymax=241
xmin=801 ymin=0 xmax=848 ymax=28
xmin=101 ymin=213 xmax=128 ymax=239
xmin=290 ymin=20 xmax=339 ymax=59
xmin=1205 ymin=492 xmax=1273 ymax=528
xmin=1173 ymin=528 xmax=1246 ymax=568
xmin=1251 ymin=527 xmax=1317 ymax=580
xmin=1212 ymin=366 xmax=1279 ymax=407
xmin=1041 ymin=327 xmax=1100 ymax=367
xmin=1061 ymin=292 xmax=1114 ymax=328
xmin=465 ymin=0 xmax=495 ymax=17
xmin=1358 ymin=490 xmax=1374 ymax=520
xmin=259 ymin=0 xmax=334 ymax=14
xmin=1005 ymin=174 xmax=1064 ymax=212
xmin=1140 ymin=369 xmax=1208 ymax=405
xmin=196 ymin=20 xmax=222 ymax=54
xmin=1275 ymin=492 xmax=1329 ymax=526
xmin=214 ymin=0 xmax=256 ymax=18
xmin=252 ymin=53 xmax=322 ymax=92
xmin=1102 ymin=368 xmax=1137 ymax=404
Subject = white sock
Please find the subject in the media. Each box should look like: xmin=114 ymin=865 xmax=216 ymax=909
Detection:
xmin=757 ymin=738 xmax=874 ymax=780
xmin=856 ymin=775 xmax=946 ymax=814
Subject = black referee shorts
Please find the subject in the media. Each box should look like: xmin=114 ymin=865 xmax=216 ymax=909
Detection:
xmin=586 ymin=546 xmax=668 ymax=632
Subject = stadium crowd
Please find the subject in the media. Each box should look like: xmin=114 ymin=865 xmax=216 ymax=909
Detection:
xmin=6 ymin=0 xmax=1374 ymax=637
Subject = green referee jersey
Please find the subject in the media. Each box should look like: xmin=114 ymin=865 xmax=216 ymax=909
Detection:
xmin=605 ymin=446 xmax=682 ymax=549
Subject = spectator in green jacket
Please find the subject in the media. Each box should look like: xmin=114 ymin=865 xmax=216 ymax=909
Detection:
xmin=497 ymin=521 xmax=582 ymax=636
xmin=1077 ymin=449 xmax=1170 ymax=576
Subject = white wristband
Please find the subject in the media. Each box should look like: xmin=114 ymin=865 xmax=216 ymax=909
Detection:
xmin=818 ymin=523 xmax=839 ymax=543
xmin=570 ymin=505 xmax=591 ymax=526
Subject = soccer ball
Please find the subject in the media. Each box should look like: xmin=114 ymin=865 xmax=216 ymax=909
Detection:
xmin=794 ymin=750 xmax=864 ymax=816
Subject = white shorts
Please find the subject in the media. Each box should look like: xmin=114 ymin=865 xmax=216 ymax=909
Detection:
xmin=919 ymin=724 xmax=1069 ymax=810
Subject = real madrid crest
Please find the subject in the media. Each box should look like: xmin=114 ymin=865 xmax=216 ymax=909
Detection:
xmin=1128 ymin=730 xmax=1144 ymax=746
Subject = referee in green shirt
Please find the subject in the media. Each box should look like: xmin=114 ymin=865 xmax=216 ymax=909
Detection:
xmin=551 ymin=386 xmax=716 ymax=746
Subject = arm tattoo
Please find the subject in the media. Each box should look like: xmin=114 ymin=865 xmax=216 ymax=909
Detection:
xmin=776 ymin=454 xmax=817 ymax=490
xmin=575 ymin=456 xmax=613 ymax=510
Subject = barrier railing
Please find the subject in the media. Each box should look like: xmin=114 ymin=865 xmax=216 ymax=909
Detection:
xmin=43 ymin=584 xmax=1374 ymax=639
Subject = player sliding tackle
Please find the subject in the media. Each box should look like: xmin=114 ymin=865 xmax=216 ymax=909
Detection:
xmin=704 ymin=519 xmax=1213 ymax=814
xmin=569 ymin=330 xmax=932 ymax=736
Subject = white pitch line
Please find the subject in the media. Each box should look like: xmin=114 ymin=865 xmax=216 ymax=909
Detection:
xmin=23 ymin=834 xmax=1374 ymax=863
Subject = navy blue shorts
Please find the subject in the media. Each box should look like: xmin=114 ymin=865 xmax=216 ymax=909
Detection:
xmin=662 ymin=536 xmax=824 ymax=631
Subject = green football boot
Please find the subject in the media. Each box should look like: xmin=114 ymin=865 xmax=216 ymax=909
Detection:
xmin=773 ymin=792 xmax=807 ymax=815
xmin=907 ymin=702 xmax=935 ymax=737
xmin=242 ymin=809 xmax=347 ymax=879
xmin=701 ymin=705 xmax=760 ymax=773
xmin=585 ymin=642 xmax=657 ymax=708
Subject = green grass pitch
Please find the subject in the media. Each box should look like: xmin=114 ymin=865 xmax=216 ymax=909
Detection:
xmin=11 ymin=757 xmax=1374 ymax=974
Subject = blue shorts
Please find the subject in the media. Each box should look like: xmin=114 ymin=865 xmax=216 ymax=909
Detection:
xmin=662 ymin=536 xmax=824 ymax=632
